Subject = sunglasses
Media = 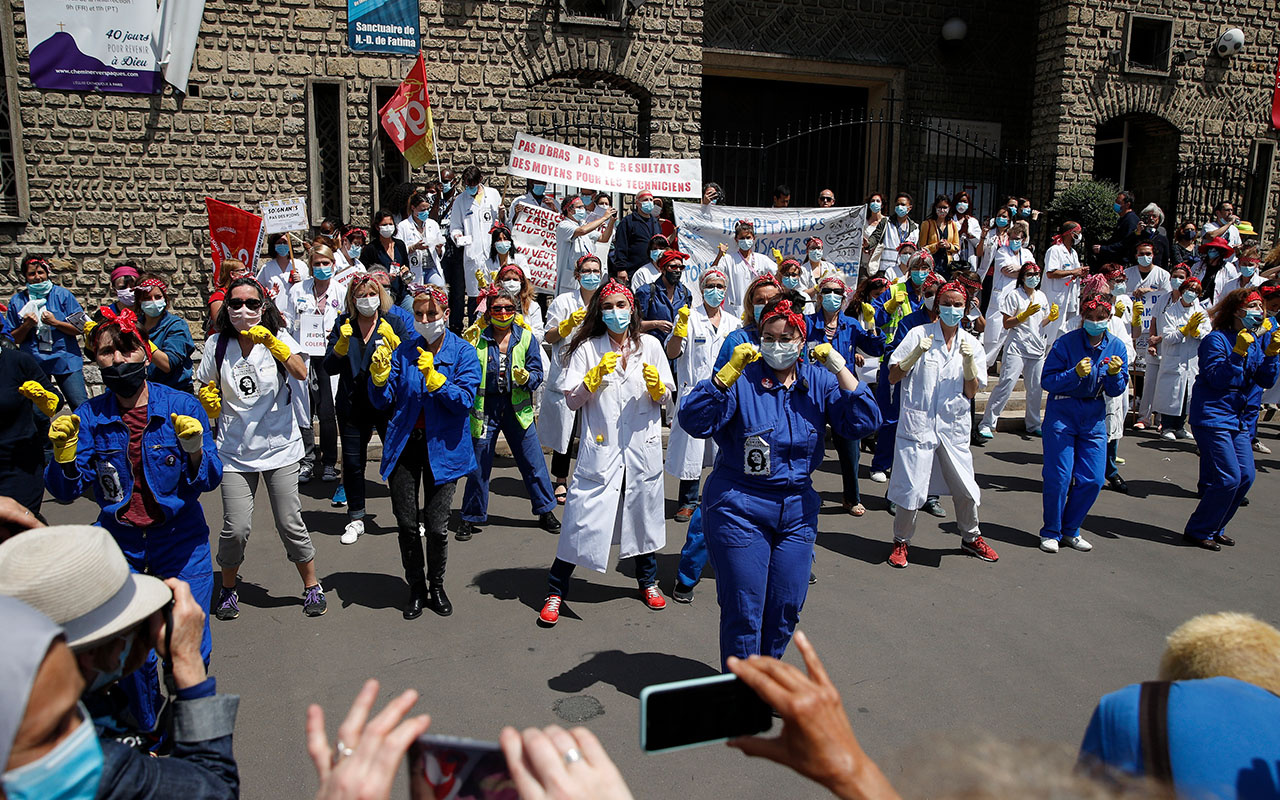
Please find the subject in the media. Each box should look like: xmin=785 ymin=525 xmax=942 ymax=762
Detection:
xmin=820 ymin=289 xmax=845 ymax=297
xmin=227 ymin=298 xmax=263 ymax=311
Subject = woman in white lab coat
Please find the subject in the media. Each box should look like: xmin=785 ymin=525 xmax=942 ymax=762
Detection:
xmin=396 ymin=191 xmax=444 ymax=288
xmin=977 ymin=262 xmax=1055 ymax=439
xmin=537 ymin=279 xmax=675 ymax=627
xmin=665 ymin=268 xmax=741 ymax=518
xmin=885 ymin=281 xmax=999 ymax=569
xmin=979 ymin=217 xmax=1034 ymax=362
xmin=540 ymin=254 xmax=605 ymax=504
xmin=1152 ymin=275 xmax=1210 ymax=439
xmin=1043 ymin=221 xmax=1088 ymax=344
xmin=1098 ymin=269 xmax=1137 ymax=491
xmin=283 ymin=245 xmax=346 ymax=483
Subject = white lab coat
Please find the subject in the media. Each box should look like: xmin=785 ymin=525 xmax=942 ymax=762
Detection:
xmin=1211 ymin=265 xmax=1262 ymax=305
xmin=980 ymin=239 xmax=1034 ymax=361
xmin=556 ymin=334 xmax=675 ymax=573
xmin=282 ymin=278 xmax=345 ymax=432
xmin=718 ymin=249 xmax=775 ymax=319
xmin=887 ymin=322 xmax=987 ymax=510
xmin=538 ymin=290 xmax=588 ymax=452
xmin=1125 ymin=265 xmax=1171 ymax=374
xmin=665 ymin=304 xmax=741 ymax=481
xmin=256 ymin=258 xmax=309 ymax=304
xmin=1104 ymin=301 xmax=1136 ymax=443
xmin=1153 ymin=297 xmax=1209 ymax=416
xmin=448 ymin=185 xmax=501 ymax=296
xmin=554 ymin=218 xmax=602 ymax=296
xmin=396 ymin=217 xmax=444 ymax=286
xmin=1042 ymin=242 xmax=1081 ymax=343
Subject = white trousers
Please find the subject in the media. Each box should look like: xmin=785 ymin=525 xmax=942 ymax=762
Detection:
xmin=1137 ymin=365 xmax=1159 ymax=420
xmin=891 ymin=445 xmax=981 ymax=544
xmin=980 ymin=350 xmax=1044 ymax=432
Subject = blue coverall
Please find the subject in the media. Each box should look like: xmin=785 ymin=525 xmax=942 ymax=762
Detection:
xmin=679 ymin=360 xmax=881 ymax=665
xmin=807 ymin=311 xmax=885 ymax=504
xmin=1184 ymin=328 xmax=1278 ymax=541
xmin=45 ymin=382 xmax=222 ymax=732
xmin=1039 ymin=328 xmax=1128 ymax=541
xmin=870 ymin=283 xmax=927 ymax=473
xmin=143 ymin=310 xmax=197 ymax=392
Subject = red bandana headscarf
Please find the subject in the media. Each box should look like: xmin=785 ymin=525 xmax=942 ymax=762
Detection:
xmin=411 ymin=284 xmax=449 ymax=308
xmin=599 ymin=279 xmax=634 ymax=307
xmin=1052 ymin=223 xmax=1082 ymax=248
xmin=657 ymin=250 xmax=690 ymax=269
xmin=137 ymin=277 xmax=167 ymax=294
xmin=1244 ymin=291 xmax=1263 ymax=306
xmin=95 ymin=306 xmax=153 ymax=357
xmin=1082 ymin=295 xmax=1112 ymax=314
xmin=1179 ymin=277 xmax=1203 ymax=293
xmin=760 ymin=298 xmax=807 ymax=336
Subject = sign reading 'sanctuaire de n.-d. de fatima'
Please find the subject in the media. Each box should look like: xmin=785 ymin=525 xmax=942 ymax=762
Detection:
xmin=347 ymin=0 xmax=420 ymax=54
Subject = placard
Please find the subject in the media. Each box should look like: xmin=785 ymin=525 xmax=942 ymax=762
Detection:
xmin=25 ymin=0 xmax=162 ymax=93
xmin=261 ymin=197 xmax=309 ymax=235
xmin=347 ymin=0 xmax=420 ymax=54
xmin=298 ymin=313 xmax=328 ymax=356
xmin=507 ymin=132 xmax=702 ymax=198
xmin=509 ymin=203 xmax=561 ymax=293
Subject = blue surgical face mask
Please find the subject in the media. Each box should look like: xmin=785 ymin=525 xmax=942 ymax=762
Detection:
xmin=938 ymin=305 xmax=964 ymax=327
xmin=910 ymin=269 xmax=929 ymax=286
xmin=753 ymin=304 xmax=765 ymax=322
xmin=822 ymin=292 xmax=844 ymax=313
xmin=311 ymin=263 xmax=333 ymax=281
xmin=869 ymin=201 xmax=882 ymax=213
xmin=88 ymin=635 xmax=134 ymax=692
xmin=1113 ymin=202 xmax=1123 ymax=214
xmin=1112 ymin=282 xmax=1127 ymax=295
xmin=348 ymin=245 xmax=362 ymax=260
xmin=995 ymin=217 xmax=1009 ymax=229
xmin=1207 ymin=248 xmax=1221 ymax=260
xmin=1183 ymin=291 xmax=1199 ymax=304
xmin=956 ymin=202 xmax=969 ymax=214
xmin=703 ymin=287 xmax=725 ymax=308
xmin=1025 ymin=275 xmax=1041 ymax=289
xmin=1020 ymin=208 xmax=1032 ymax=218
xmin=140 ymin=298 xmax=167 ymax=317
xmin=809 ymin=248 xmax=823 ymax=262
xmin=1010 ymin=240 xmax=1022 ymax=252
xmin=465 ymin=185 xmax=479 ymax=197
xmin=574 ymin=209 xmax=587 ymax=223
xmin=26 ymin=280 xmax=52 ymax=299
xmin=738 ymin=238 xmax=754 ymax=252
xmin=781 ymin=275 xmax=800 ymax=289
xmin=2 ymin=707 xmax=103 ymax=800
xmin=495 ymin=240 xmax=512 ymax=255
xmin=1243 ymin=309 xmax=1264 ymax=329
xmin=578 ymin=272 xmax=602 ymax=291
xmin=442 ymin=181 xmax=453 ymax=193
xmin=640 ymin=200 xmax=655 ymax=214
xmin=650 ymin=249 xmax=663 ymax=263
xmin=1136 ymin=255 xmax=1153 ymax=267
xmin=1240 ymin=265 xmax=1257 ymax=279
xmin=1083 ymin=318 xmax=1109 ymax=337
xmin=895 ymin=204 xmax=909 ymax=218
xmin=532 ymin=184 xmax=546 ymax=196
xmin=415 ymin=210 xmax=430 ymax=222
xmin=275 ymin=242 xmax=290 ymax=257
xmin=602 ymin=308 xmax=631 ymax=333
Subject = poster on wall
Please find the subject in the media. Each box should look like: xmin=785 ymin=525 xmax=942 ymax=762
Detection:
xmin=24 ymin=0 xmax=162 ymax=93
xmin=347 ymin=0 xmax=420 ymax=54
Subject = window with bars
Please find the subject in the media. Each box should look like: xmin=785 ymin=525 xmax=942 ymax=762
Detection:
xmin=0 ymin=8 xmax=28 ymax=220
xmin=307 ymin=80 xmax=348 ymax=225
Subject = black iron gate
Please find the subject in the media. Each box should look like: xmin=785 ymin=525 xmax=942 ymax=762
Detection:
xmin=1174 ymin=158 xmax=1257 ymax=232
xmin=528 ymin=111 xmax=647 ymax=159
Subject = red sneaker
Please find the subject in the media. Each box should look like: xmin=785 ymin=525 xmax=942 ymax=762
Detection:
xmin=888 ymin=541 xmax=908 ymax=569
xmin=961 ymin=536 xmax=999 ymax=562
xmin=641 ymin=585 xmax=666 ymax=610
xmin=538 ymin=595 xmax=562 ymax=626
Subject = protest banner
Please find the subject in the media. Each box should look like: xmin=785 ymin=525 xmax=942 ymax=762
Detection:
xmin=509 ymin=204 xmax=561 ymax=293
xmin=672 ymin=202 xmax=866 ymax=283
xmin=260 ymin=197 xmax=309 ymax=235
xmin=25 ymin=0 xmax=161 ymax=93
xmin=205 ymin=198 xmax=265 ymax=283
xmin=380 ymin=53 xmax=436 ymax=169
xmin=298 ymin=313 xmax=329 ymax=356
xmin=507 ymin=132 xmax=702 ymax=198
xmin=347 ymin=0 xmax=419 ymax=54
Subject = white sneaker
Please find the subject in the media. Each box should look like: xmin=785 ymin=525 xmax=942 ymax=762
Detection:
xmin=870 ymin=471 xmax=888 ymax=483
xmin=1254 ymin=440 xmax=1272 ymax=454
xmin=419 ymin=522 xmax=425 ymax=537
xmin=1161 ymin=430 xmax=1176 ymax=441
xmin=341 ymin=519 xmax=364 ymax=545
xmin=1064 ymin=535 xmax=1092 ymax=552
xmin=977 ymin=425 xmax=994 ymax=439
xmin=1039 ymin=537 xmax=1059 ymax=553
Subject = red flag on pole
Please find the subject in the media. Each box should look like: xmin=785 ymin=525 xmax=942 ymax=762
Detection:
xmin=205 ymin=198 xmax=265 ymax=284
xmin=379 ymin=52 xmax=436 ymax=169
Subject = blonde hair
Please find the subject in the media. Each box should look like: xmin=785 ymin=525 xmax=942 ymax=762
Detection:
xmin=345 ymin=275 xmax=391 ymax=317
xmin=219 ymin=258 xmax=248 ymax=288
xmin=1159 ymin=612 xmax=1280 ymax=695
xmin=309 ymin=244 xmax=335 ymax=267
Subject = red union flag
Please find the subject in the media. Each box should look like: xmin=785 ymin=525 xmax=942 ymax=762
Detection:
xmin=205 ymin=198 xmax=264 ymax=284
xmin=380 ymin=52 xmax=436 ymax=168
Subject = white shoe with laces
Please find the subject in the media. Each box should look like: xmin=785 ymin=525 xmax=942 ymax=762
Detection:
xmin=341 ymin=519 xmax=364 ymax=545
xmin=870 ymin=471 xmax=888 ymax=483
xmin=1064 ymin=535 xmax=1092 ymax=552
xmin=1039 ymin=537 xmax=1059 ymax=553
xmin=1161 ymin=430 xmax=1176 ymax=441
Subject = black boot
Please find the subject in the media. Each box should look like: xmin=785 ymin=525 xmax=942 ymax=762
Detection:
xmin=403 ymin=570 xmax=427 ymax=620
xmin=426 ymin=534 xmax=453 ymax=617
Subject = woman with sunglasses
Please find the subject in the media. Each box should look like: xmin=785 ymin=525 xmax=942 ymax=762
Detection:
xmin=324 ymin=274 xmax=405 ymax=545
xmin=133 ymin=275 xmax=196 ymax=393
xmin=195 ymin=277 xmax=326 ymax=620
xmin=536 ymin=280 xmax=675 ymax=627
xmin=458 ymin=287 xmax=560 ymax=541
xmin=369 ymin=284 xmax=480 ymax=619
xmin=680 ymin=296 xmax=879 ymax=664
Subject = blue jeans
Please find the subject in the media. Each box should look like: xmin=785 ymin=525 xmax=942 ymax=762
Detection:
xmin=870 ymin=375 xmax=900 ymax=473
xmin=547 ymin=554 xmax=657 ymax=599
xmin=676 ymin=506 xmax=708 ymax=589
xmin=677 ymin=478 xmax=700 ymax=507
xmin=461 ymin=395 xmax=556 ymax=523
xmin=1185 ymin=425 xmax=1253 ymax=541
xmin=1040 ymin=401 xmax=1107 ymax=541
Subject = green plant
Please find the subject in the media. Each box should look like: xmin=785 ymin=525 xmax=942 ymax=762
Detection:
xmin=1047 ymin=179 xmax=1120 ymax=256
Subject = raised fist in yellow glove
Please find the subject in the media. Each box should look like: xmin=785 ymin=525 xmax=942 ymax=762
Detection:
xmin=861 ymin=303 xmax=876 ymax=330
xmin=1132 ymin=300 xmax=1144 ymax=327
xmin=197 ymin=381 xmax=221 ymax=420
xmin=583 ymin=351 xmax=620 ymax=393
xmin=1047 ymin=303 xmax=1060 ymax=322
xmin=334 ymin=320 xmax=354 ymax=356
xmin=370 ymin=341 xmax=393 ymax=387
xmin=673 ymin=305 xmax=691 ymax=339
xmin=49 ymin=414 xmax=80 ymax=464
xmin=715 ymin=342 xmax=761 ymax=388
xmin=171 ymin=413 xmax=204 ymax=454
xmin=475 ymin=268 xmax=490 ymax=289
xmin=771 ymin=247 xmax=784 ymax=266
xmin=461 ymin=322 xmax=482 ymax=346
xmin=1233 ymin=329 xmax=1255 ymax=357
xmin=1106 ymin=355 xmax=1123 ymax=376
xmin=1267 ymin=329 xmax=1280 ymax=358
xmin=1075 ymin=357 xmax=1093 ymax=378
xmin=247 ymin=325 xmax=292 ymax=364
xmin=643 ymin=363 xmax=666 ymax=402
xmin=809 ymin=343 xmax=846 ymax=375
xmin=377 ymin=318 xmax=400 ymax=350
xmin=884 ymin=284 xmax=909 ymax=315
xmin=1014 ymin=302 xmax=1041 ymax=324
xmin=558 ymin=307 xmax=587 ymax=339
xmin=416 ymin=347 xmax=446 ymax=392
xmin=512 ymin=366 xmax=530 ymax=386
xmin=1181 ymin=311 xmax=1205 ymax=339
xmin=19 ymin=380 xmax=58 ymax=417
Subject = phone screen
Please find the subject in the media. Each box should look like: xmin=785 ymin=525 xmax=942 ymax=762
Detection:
xmin=640 ymin=674 xmax=773 ymax=753
xmin=407 ymin=735 xmax=514 ymax=800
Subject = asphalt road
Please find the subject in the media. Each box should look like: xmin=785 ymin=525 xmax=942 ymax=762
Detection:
xmin=43 ymin=418 xmax=1280 ymax=799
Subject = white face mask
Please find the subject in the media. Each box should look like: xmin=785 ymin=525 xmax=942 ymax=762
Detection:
xmin=378 ymin=224 xmax=395 ymax=238
xmin=355 ymin=296 xmax=381 ymax=317
xmin=415 ymin=318 xmax=446 ymax=344
xmin=760 ymin=340 xmax=802 ymax=370
xmin=500 ymin=279 xmax=522 ymax=294
xmin=229 ymin=307 xmax=261 ymax=333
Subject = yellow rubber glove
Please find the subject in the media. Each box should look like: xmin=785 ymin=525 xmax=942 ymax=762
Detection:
xmin=82 ymin=319 xmax=97 ymax=339
xmin=416 ymin=347 xmax=446 ymax=392
xmin=1113 ymin=301 xmax=1127 ymax=319
xmin=170 ymin=413 xmax=204 ymax=454
xmin=1181 ymin=311 xmax=1205 ymax=339
xmin=1075 ymin=357 xmax=1093 ymax=378
xmin=377 ymin=319 xmax=401 ymax=350
xmin=861 ymin=303 xmax=876 ymax=330
xmin=643 ymin=363 xmax=666 ymax=401
xmin=960 ymin=336 xmax=981 ymax=381
xmin=771 ymin=247 xmax=784 ymax=266
xmin=583 ymin=351 xmax=620 ymax=393
xmin=247 ymin=325 xmax=292 ymax=364
xmin=1014 ymin=302 xmax=1042 ymax=324
xmin=558 ymin=307 xmax=587 ymax=339
xmin=370 ymin=341 xmax=393 ymax=386
xmin=461 ymin=322 xmax=481 ymax=346
xmin=475 ymin=268 xmax=489 ymax=289
xmin=896 ymin=334 xmax=933 ymax=373
xmin=19 ymin=380 xmax=58 ymax=417
xmin=1267 ymin=330 xmax=1280 ymax=358
xmin=809 ymin=343 xmax=846 ymax=374
xmin=1263 ymin=317 xmax=1274 ymax=334
xmin=1106 ymin=355 xmax=1123 ymax=376
xmin=197 ymin=381 xmax=221 ymax=420
xmin=515 ymin=313 xmax=533 ymax=332
xmin=512 ymin=366 xmax=530 ymax=386
xmin=1233 ymin=329 xmax=1255 ymax=357
xmin=883 ymin=284 xmax=909 ymax=315
xmin=334 ymin=320 xmax=354 ymax=357
xmin=1047 ymin=303 xmax=1060 ymax=322
xmin=714 ymin=342 xmax=760 ymax=388
xmin=673 ymin=306 xmax=691 ymax=339
xmin=49 ymin=414 xmax=80 ymax=464
xmin=1132 ymin=300 xmax=1144 ymax=328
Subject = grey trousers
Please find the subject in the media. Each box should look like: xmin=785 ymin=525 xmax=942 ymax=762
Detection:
xmin=217 ymin=461 xmax=316 ymax=568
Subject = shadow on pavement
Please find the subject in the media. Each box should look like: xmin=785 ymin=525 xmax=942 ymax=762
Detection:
xmin=547 ymin=649 xmax=718 ymax=698
xmin=970 ymin=521 xmax=1039 ymax=549
xmin=982 ymin=449 xmax=1042 ymax=466
xmin=815 ymin=529 xmax=887 ymax=566
xmin=1119 ymin=478 xmax=1197 ymax=501
xmin=322 ymin=570 xmax=409 ymax=611
xmin=1084 ymin=514 xmax=1185 ymax=547
xmin=471 ymin=566 xmax=638 ymax=618
xmin=236 ymin=579 xmax=300 ymax=610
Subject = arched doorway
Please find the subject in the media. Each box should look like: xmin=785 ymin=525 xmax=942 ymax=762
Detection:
xmin=1093 ymin=114 xmax=1180 ymax=224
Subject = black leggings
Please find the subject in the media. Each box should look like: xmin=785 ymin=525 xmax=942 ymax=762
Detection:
xmin=338 ymin=411 xmax=388 ymax=518
xmin=303 ymin=359 xmax=338 ymax=470
xmin=550 ymin=412 xmax=581 ymax=481
xmin=388 ymin=430 xmax=456 ymax=574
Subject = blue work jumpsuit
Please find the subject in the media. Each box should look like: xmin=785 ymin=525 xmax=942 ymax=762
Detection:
xmin=679 ymin=360 xmax=881 ymax=665
xmin=1039 ymin=328 xmax=1129 ymax=541
xmin=143 ymin=310 xmax=197 ymax=392
xmin=45 ymin=382 xmax=222 ymax=732
xmin=870 ymin=282 xmax=928 ymax=473
xmin=1184 ymin=328 xmax=1278 ymax=541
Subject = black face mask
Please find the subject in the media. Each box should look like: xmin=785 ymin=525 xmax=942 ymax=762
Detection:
xmin=102 ymin=360 xmax=147 ymax=397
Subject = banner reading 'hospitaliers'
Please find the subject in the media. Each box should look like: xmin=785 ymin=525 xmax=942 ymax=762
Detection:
xmin=379 ymin=52 xmax=436 ymax=168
